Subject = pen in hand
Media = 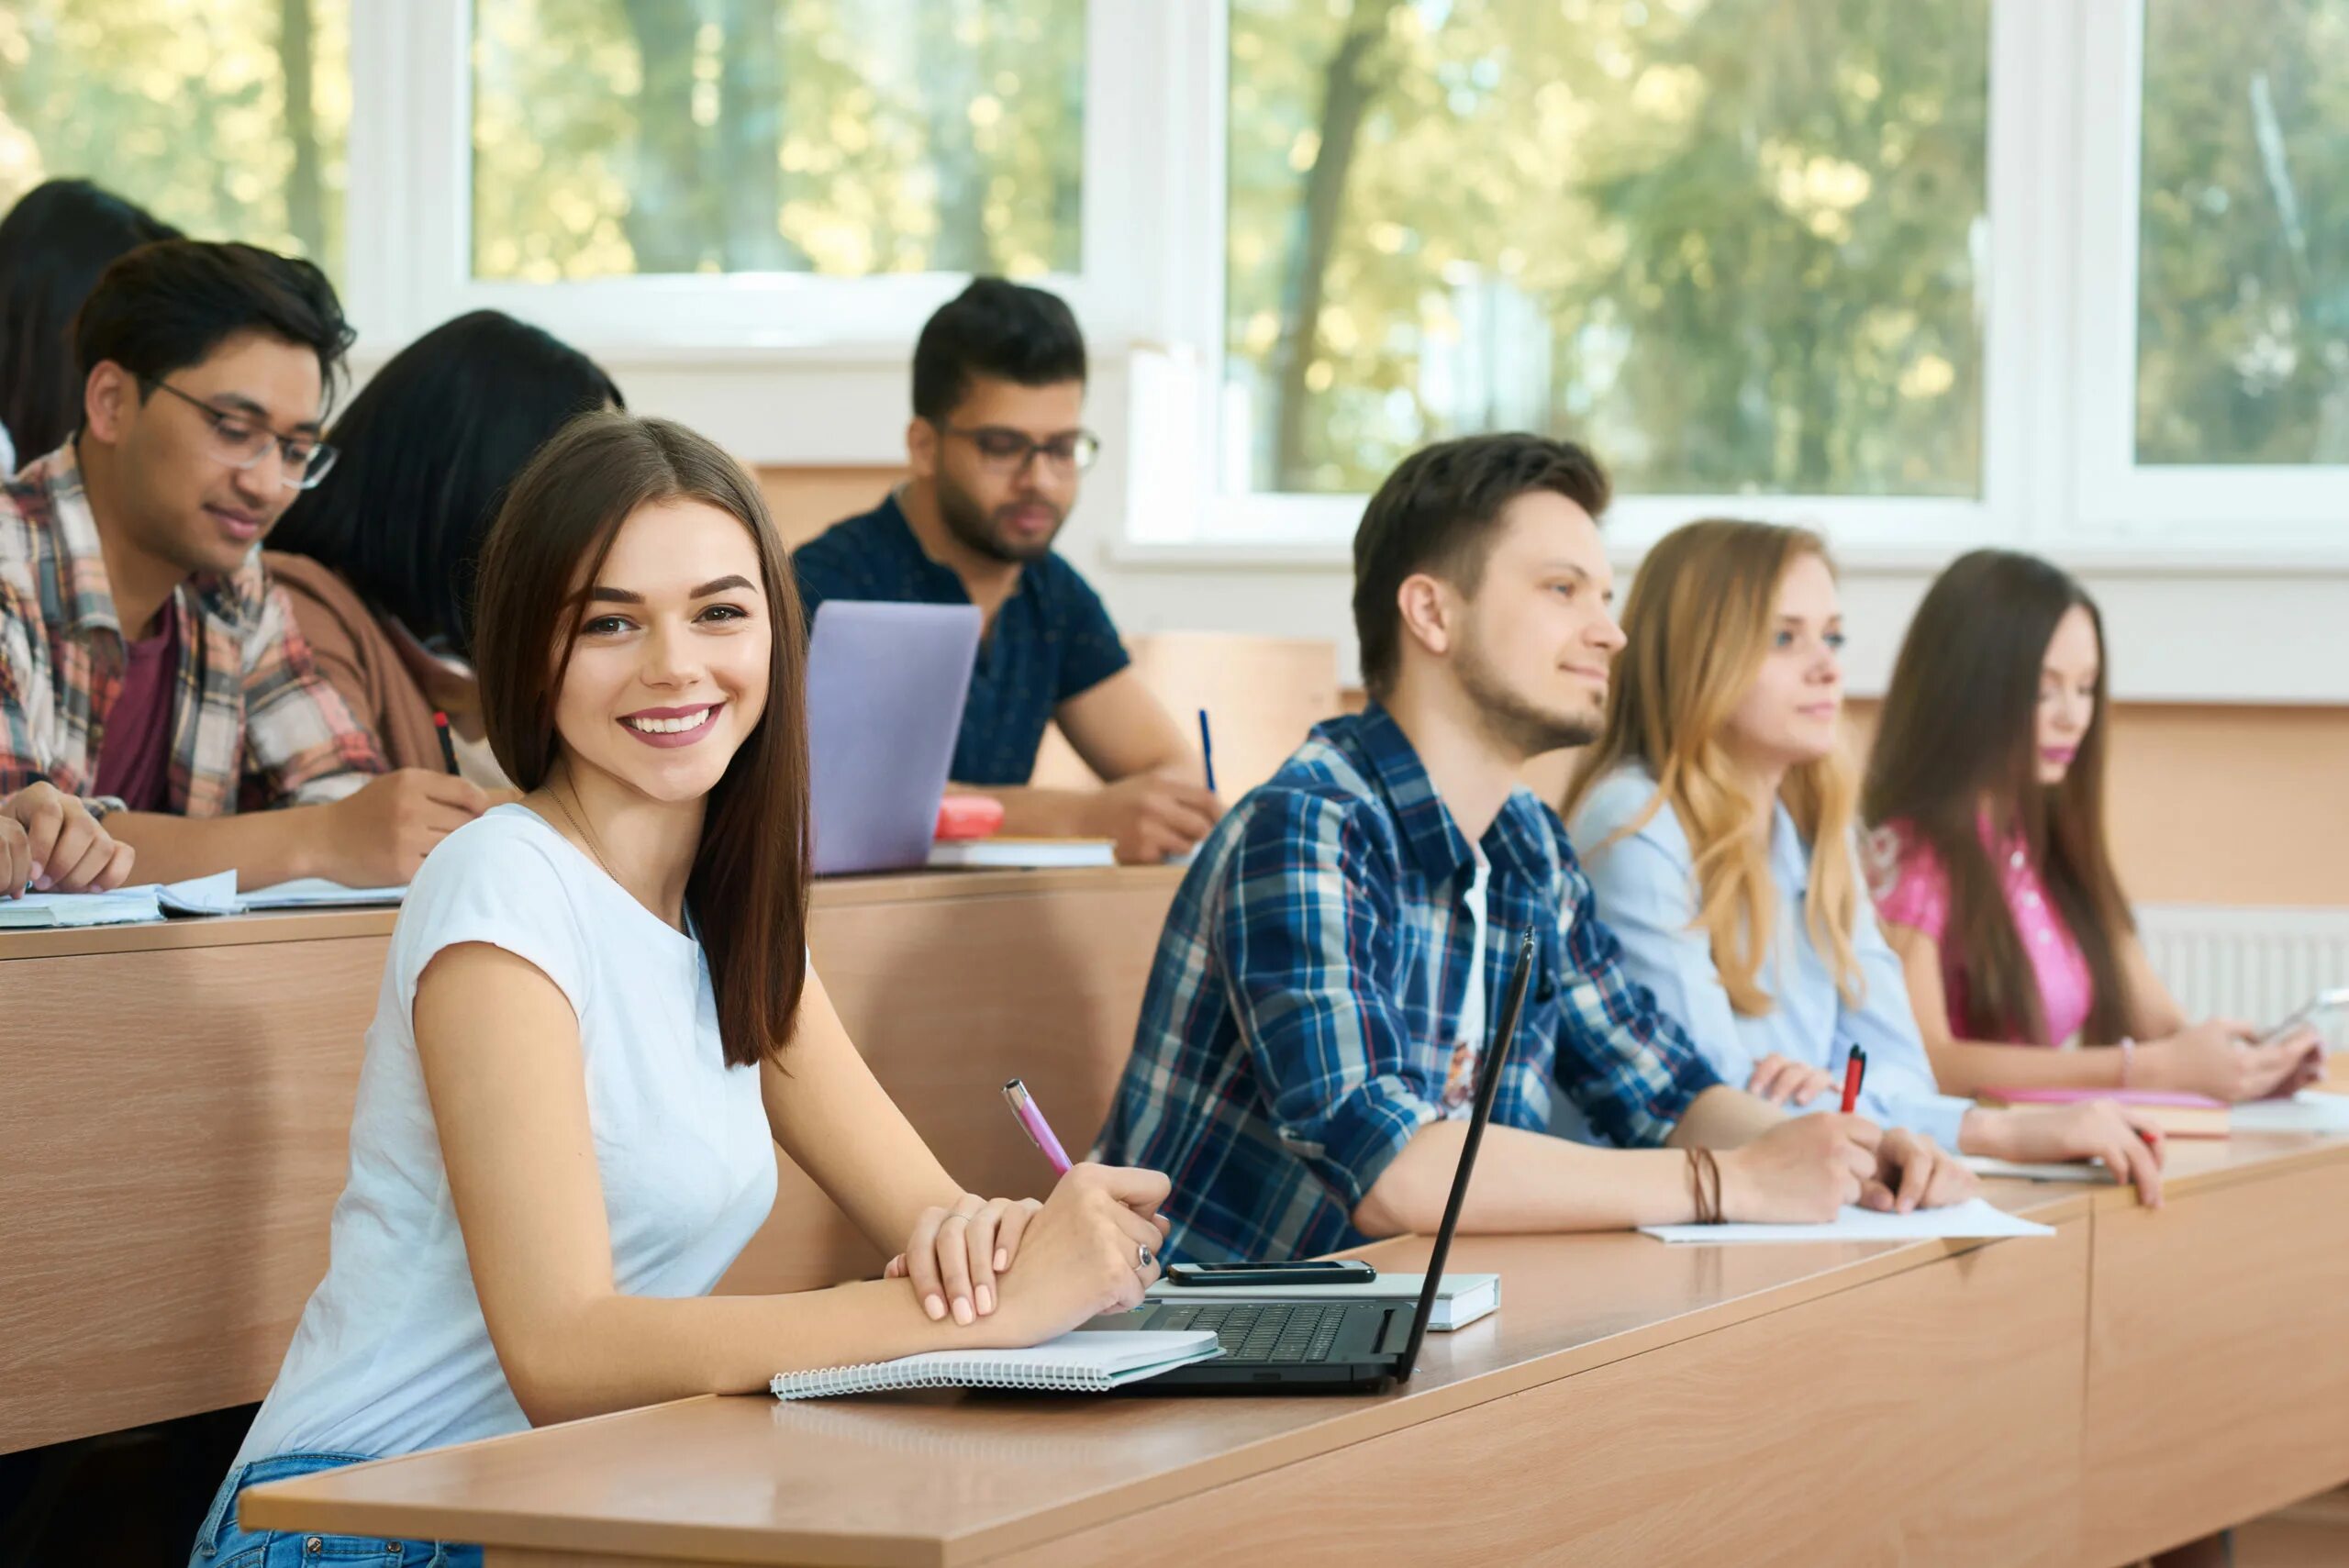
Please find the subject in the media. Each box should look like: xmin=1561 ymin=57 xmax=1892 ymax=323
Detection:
xmin=1002 ymin=1077 xmax=1073 ymax=1174
xmin=1840 ymin=1045 xmax=1868 ymax=1116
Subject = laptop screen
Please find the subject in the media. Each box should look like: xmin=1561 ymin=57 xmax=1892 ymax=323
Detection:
xmin=1394 ymin=927 xmax=1536 ymax=1383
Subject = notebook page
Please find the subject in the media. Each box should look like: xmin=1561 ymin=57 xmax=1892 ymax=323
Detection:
xmin=1641 ymin=1197 xmax=2056 ymax=1245
xmin=771 ymin=1330 xmax=1219 ymax=1400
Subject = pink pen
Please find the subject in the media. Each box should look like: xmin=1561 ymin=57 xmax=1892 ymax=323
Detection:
xmin=1001 ymin=1077 xmax=1073 ymax=1174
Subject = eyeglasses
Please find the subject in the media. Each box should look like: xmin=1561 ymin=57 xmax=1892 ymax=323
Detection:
xmin=939 ymin=423 xmax=1101 ymax=474
xmin=148 ymin=379 xmax=339 ymax=490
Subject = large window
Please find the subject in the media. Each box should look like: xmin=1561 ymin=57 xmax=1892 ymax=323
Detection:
xmin=1221 ymin=0 xmax=1991 ymax=498
xmin=2135 ymin=0 xmax=2349 ymax=465
xmin=0 ymin=1 xmax=349 ymax=277
xmin=470 ymin=0 xmax=1085 ymax=282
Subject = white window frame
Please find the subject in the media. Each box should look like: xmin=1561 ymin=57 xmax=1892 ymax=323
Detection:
xmin=323 ymin=0 xmax=2349 ymax=635
xmin=2072 ymin=0 xmax=2349 ymax=553
xmin=1121 ymin=0 xmax=2349 ymax=573
xmin=343 ymin=1 xmax=1183 ymax=372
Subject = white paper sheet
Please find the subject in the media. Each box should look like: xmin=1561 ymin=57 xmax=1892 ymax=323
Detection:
xmin=2230 ymin=1091 xmax=2349 ymax=1134
xmin=1641 ymin=1196 xmax=2057 ymax=1245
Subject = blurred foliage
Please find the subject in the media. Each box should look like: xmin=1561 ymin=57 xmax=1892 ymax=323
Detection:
xmin=0 ymin=0 xmax=350 ymax=274
xmin=2137 ymin=0 xmax=2349 ymax=463
xmin=469 ymin=0 xmax=1084 ymax=280
xmin=1226 ymin=0 xmax=1991 ymax=495
xmin=6 ymin=0 xmax=2338 ymax=484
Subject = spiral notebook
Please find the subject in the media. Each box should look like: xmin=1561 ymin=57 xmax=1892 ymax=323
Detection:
xmin=770 ymin=1329 xmax=1221 ymax=1400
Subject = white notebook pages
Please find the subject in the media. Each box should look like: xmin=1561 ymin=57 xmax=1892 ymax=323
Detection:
xmin=1 ymin=872 xmax=405 ymax=929
xmin=1641 ymin=1197 xmax=2056 ymax=1246
xmin=2230 ymin=1091 xmax=2349 ymax=1134
xmin=1962 ymin=1156 xmax=2118 ymax=1184
xmin=770 ymin=1329 xmax=1220 ymax=1400
xmin=0 ymin=887 xmax=163 ymax=928
xmin=926 ymin=838 xmax=1117 ymax=870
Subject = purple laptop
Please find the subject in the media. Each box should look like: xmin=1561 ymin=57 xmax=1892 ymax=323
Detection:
xmin=806 ymin=601 xmax=984 ymax=876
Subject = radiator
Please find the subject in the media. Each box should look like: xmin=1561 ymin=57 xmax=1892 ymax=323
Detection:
xmin=2136 ymin=905 xmax=2349 ymax=1036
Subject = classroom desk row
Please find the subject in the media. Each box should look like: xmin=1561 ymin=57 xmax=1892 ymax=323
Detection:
xmin=9 ymin=872 xmax=2349 ymax=1566
xmin=0 ymin=866 xmax=1186 ymax=1454
xmin=236 ymin=1135 xmax=2349 ymax=1568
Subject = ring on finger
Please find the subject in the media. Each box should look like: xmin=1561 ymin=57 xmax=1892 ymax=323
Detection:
xmin=1135 ymin=1243 xmax=1155 ymax=1273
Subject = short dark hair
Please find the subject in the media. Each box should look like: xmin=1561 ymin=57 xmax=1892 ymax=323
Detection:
xmin=910 ymin=278 xmax=1086 ymax=421
xmin=1351 ymin=433 xmax=1612 ymax=696
xmin=71 ymin=239 xmax=354 ymax=409
xmin=272 ymin=310 xmax=622 ymax=659
xmin=0 ymin=179 xmax=182 ymax=460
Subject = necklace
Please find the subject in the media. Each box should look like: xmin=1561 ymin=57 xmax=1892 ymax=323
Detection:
xmin=541 ymin=774 xmax=623 ymax=888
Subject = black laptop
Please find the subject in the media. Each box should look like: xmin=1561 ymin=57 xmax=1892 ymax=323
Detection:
xmin=1084 ymin=928 xmax=1534 ymax=1392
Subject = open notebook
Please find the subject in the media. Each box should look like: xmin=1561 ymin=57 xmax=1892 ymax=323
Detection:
xmin=771 ymin=1329 xmax=1220 ymax=1400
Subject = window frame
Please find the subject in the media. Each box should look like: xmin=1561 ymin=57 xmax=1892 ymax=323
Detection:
xmin=344 ymin=0 xmax=1177 ymax=363
xmin=2071 ymin=0 xmax=2349 ymax=552
xmin=320 ymin=0 xmax=2349 ymax=571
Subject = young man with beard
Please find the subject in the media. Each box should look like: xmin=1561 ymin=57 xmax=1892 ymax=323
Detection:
xmin=0 ymin=240 xmax=492 ymax=885
xmin=792 ymin=280 xmax=1219 ymax=864
xmin=1093 ymin=434 xmax=1970 ymax=1263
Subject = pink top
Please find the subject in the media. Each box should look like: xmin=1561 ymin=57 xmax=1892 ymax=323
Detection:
xmin=1865 ymin=818 xmax=2096 ymax=1047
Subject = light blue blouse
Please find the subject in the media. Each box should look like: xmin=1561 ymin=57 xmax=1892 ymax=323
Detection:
xmin=1569 ymin=766 xmax=1972 ymax=1151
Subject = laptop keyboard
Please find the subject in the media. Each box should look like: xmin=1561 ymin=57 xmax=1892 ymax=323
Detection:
xmin=1151 ymin=1303 xmax=1346 ymax=1362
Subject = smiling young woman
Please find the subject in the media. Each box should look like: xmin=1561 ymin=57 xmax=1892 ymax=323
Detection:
xmin=187 ymin=413 xmax=1174 ymax=1568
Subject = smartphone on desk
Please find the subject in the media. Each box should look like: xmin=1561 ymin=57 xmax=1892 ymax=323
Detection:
xmin=1165 ymin=1260 xmax=1377 ymax=1287
xmin=2259 ymin=988 xmax=2349 ymax=1046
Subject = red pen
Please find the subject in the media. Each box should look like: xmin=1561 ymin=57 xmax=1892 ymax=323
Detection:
xmin=1840 ymin=1045 xmax=1868 ymax=1115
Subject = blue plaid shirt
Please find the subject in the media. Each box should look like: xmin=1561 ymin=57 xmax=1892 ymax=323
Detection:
xmin=1093 ymin=704 xmax=1724 ymax=1264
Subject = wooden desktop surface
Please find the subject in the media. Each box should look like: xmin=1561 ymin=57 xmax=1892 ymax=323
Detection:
xmin=0 ymin=866 xmax=1182 ymax=1453
xmin=237 ymin=1138 xmax=2349 ymax=1568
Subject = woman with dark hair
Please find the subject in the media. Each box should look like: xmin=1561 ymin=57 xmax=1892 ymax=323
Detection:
xmin=0 ymin=177 xmax=181 ymax=473
xmin=266 ymin=309 xmax=624 ymax=780
xmin=193 ymin=413 xmax=1173 ymax=1567
xmin=1865 ymin=550 xmax=2321 ymax=1103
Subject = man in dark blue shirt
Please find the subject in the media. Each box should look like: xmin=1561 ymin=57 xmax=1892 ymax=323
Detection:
xmin=793 ymin=280 xmax=1220 ymax=863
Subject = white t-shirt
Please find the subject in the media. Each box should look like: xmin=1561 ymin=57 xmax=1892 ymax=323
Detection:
xmin=236 ymin=805 xmax=778 ymax=1464
xmin=1439 ymin=852 xmax=1491 ymax=1118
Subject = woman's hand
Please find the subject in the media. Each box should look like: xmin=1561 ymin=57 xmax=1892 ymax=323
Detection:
xmin=2142 ymin=1018 xmax=2321 ymax=1102
xmin=1745 ymin=1053 xmax=1836 ymax=1107
xmin=981 ymin=1163 xmax=1174 ymax=1346
xmin=1990 ymin=1102 xmax=2166 ymax=1206
xmin=885 ymin=1194 xmax=1044 ymax=1325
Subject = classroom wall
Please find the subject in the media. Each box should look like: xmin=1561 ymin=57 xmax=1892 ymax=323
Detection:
xmin=758 ymin=463 xmax=2349 ymax=909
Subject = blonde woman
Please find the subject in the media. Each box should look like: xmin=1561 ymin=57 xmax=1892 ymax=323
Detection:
xmin=1562 ymin=520 xmax=2165 ymax=1200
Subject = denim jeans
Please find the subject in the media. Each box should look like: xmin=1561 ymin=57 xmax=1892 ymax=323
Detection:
xmin=187 ymin=1451 xmax=484 ymax=1568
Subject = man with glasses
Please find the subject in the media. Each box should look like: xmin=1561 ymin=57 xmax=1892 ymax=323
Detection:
xmin=793 ymin=278 xmax=1220 ymax=864
xmin=0 ymin=239 xmax=490 ymax=886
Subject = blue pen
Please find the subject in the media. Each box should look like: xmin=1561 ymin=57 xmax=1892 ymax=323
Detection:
xmin=1197 ymin=708 xmax=1218 ymax=795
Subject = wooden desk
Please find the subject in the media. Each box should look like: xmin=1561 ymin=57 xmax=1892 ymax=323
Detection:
xmin=0 ymin=867 xmax=1181 ymax=1453
xmin=234 ymin=1179 xmax=2096 ymax=1567
xmin=2083 ymin=1136 xmax=2349 ymax=1564
xmin=239 ymin=1142 xmax=2349 ymax=1568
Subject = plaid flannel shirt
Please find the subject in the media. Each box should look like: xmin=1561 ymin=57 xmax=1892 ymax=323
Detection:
xmin=1092 ymin=704 xmax=1723 ymax=1263
xmin=0 ymin=443 xmax=382 ymax=814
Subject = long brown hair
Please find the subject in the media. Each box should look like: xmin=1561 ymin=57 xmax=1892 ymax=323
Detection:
xmin=1863 ymin=550 xmax=2131 ymax=1045
xmin=473 ymin=411 xmax=809 ymax=1068
xmin=1564 ymin=519 xmax=1863 ymax=1017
